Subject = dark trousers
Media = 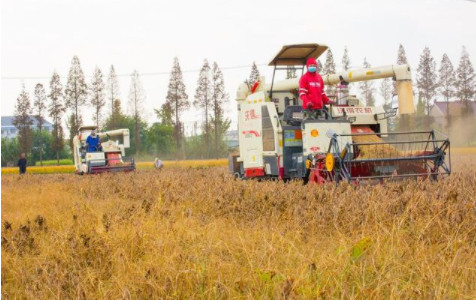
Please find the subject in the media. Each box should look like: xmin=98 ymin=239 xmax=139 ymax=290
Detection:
xmin=303 ymin=109 xmax=326 ymax=120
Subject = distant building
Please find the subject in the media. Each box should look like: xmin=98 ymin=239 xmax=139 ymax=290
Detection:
xmin=430 ymin=101 xmax=476 ymax=116
xmin=1 ymin=116 xmax=53 ymax=139
xmin=429 ymin=101 xmax=476 ymax=146
xmin=429 ymin=101 xmax=476 ymax=127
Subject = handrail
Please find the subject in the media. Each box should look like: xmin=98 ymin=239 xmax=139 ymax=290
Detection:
xmin=349 ymin=139 xmax=448 ymax=146
xmin=337 ymin=131 xmax=437 ymax=137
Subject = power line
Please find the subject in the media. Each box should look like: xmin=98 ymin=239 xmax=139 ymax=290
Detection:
xmin=1 ymin=63 xmax=268 ymax=80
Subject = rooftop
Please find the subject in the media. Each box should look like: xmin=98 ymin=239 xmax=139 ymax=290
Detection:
xmin=1 ymin=115 xmax=53 ymax=127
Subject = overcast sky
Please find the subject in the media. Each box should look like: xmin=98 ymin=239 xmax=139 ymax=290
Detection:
xmin=1 ymin=0 xmax=475 ymax=133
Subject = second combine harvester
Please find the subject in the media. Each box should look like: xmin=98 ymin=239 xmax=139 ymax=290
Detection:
xmin=229 ymin=43 xmax=451 ymax=183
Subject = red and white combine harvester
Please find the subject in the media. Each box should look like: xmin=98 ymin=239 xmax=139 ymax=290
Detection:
xmin=73 ymin=126 xmax=136 ymax=174
xmin=229 ymin=44 xmax=451 ymax=183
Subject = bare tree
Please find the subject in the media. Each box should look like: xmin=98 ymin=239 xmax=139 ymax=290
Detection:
xmin=211 ymin=61 xmax=230 ymax=158
xmin=323 ymin=49 xmax=336 ymax=95
xmin=380 ymin=78 xmax=393 ymax=110
xmin=128 ymin=70 xmax=145 ymax=153
xmin=455 ymin=46 xmax=476 ymax=111
xmin=107 ymin=65 xmax=120 ymax=126
xmin=317 ymin=59 xmax=323 ymax=73
xmin=439 ymin=53 xmax=456 ymax=103
xmin=48 ymin=71 xmax=65 ymax=164
xmin=65 ymin=55 xmax=87 ymax=148
xmin=417 ymin=47 xmax=437 ymax=116
xmin=13 ymin=85 xmax=33 ymax=156
xmin=396 ymin=44 xmax=409 ymax=65
xmin=438 ymin=53 xmax=456 ymax=126
xmin=380 ymin=77 xmax=395 ymax=130
xmin=194 ymin=59 xmax=212 ymax=158
xmin=359 ymin=58 xmax=375 ymax=106
xmin=90 ymin=66 xmax=106 ymax=129
xmin=341 ymin=46 xmax=351 ymax=71
xmin=33 ymin=83 xmax=47 ymax=165
xmin=393 ymin=44 xmax=409 ymax=96
xmin=165 ymin=57 xmax=189 ymax=157
xmin=248 ymin=62 xmax=260 ymax=86
xmin=323 ymin=48 xmax=336 ymax=75
xmin=341 ymin=46 xmax=352 ymax=93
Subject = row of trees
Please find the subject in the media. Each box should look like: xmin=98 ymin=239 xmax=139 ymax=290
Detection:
xmin=155 ymin=58 xmax=230 ymax=159
xmin=1 ymin=130 xmax=70 ymax=167
xmin=10 ymin=55 xmax=231 ymax=165
xmin=11 ymin=59 xmax=124 ymax=165
xmin=1 ymin=103 xmax=173 ymax=167
xmin=416 ymin=46 xmax=475 ymax=115
xmin=8 ymin=45 xmax=475 ymax=165
xmin=12 ymin=79 xmax=65 ymax=165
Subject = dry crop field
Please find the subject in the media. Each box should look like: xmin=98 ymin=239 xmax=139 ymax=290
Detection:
xmin=1 ymin=159 xmax=228 ymax=175
xmin=1 ymin=153 xmax=476 ymax=299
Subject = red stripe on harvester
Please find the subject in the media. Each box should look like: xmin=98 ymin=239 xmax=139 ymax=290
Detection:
xmin=244 ymin=168 xmax=265 ymax=178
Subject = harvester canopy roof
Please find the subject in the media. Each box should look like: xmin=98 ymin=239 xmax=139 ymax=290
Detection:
xmin=268 ymin=43 xmax=329 ymax=66
xmin=78 ymin=126 xmax=98 ymax=131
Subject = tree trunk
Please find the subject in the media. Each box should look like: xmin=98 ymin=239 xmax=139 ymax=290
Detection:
xmin=39 ymin=127 xmax=43 ymax=166
xmin=56 ymin=124 xmax=59 ymax=165
xmin=214 ymin=101 xmax=218 ymax=159
xmin=75 ymin=81 xmax=79 ymax=126
xmin=54 ymin=116 xmax=59 ymax=165
xmin=96 ymin=91 xmax=100 ymax=130
xmin=134 ymin=88 xmax=140 ymax=154
xmin=135 ymin=117 xmax=139 ymax=154
xmin=446 ymin=96 xmax=450 ymax=133
xmin=175 ymin=86 xmax=180 ymax=159
xmin=205 ymin=98 xmax=209 ymax=159
xmin=111 ymin=89 xmax=115 ymax=129
xmin=181 ymin=122 xmax=185 ymax=159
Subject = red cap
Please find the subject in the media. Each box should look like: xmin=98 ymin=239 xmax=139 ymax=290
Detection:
xmin=306 ymin=57 xmax=318 ymax=68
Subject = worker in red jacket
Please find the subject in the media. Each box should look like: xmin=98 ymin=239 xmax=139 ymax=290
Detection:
xmin=299 ymin=58 xmax=331 ymax=119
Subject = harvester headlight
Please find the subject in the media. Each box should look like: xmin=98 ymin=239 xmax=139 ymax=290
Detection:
xmin=311 ymin=129 xmax=319 ymax=137
xmin=325 ymin=153 xmax=334 ymax=172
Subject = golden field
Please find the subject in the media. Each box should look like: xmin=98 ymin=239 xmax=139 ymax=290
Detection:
xmin=1 ymin=147 xmax=473 ymax=176
xmin=1 ymin=159 xmax=228 ymax=175
xmin=1 ymin=154 xmax=476 ymax=299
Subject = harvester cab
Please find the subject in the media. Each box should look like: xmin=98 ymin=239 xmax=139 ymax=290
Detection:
xmin=230 ymin=43 xmax=451 ymax=183
xmin=73 ymin=126 xmax=136 ymax=174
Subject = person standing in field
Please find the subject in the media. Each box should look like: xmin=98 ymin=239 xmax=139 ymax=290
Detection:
xmin=17 ymin=153 xmax=27 ymax=175
xmin=154 ymin=157 xmax=163 ymax=169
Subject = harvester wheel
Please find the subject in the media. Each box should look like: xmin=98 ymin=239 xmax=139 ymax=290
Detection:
xmin=309 ymin=168 xmax=326 ymax=184
xmin=308 ymin=158 xmax=334 ymax=184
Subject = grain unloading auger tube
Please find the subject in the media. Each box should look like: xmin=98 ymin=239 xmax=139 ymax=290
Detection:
xmin=310 ymin=128 xmax=451 ymax=183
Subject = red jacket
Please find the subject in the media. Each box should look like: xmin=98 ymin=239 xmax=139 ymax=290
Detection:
xmin=299 ymin=58 xmax=330 ymax=110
